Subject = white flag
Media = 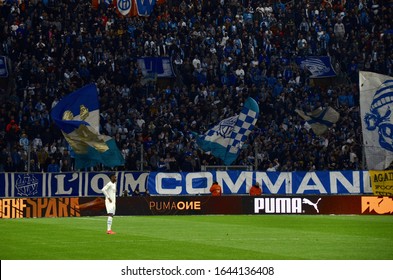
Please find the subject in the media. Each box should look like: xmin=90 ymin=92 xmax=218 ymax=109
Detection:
xmin=359 ymin=71 xmax=393 ymax=170
xmin=117 ymin=0 xmax=132 ymax=16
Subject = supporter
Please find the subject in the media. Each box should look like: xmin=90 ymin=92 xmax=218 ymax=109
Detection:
xmin=210 ymin=181 xmax=222 ymax=196
xmin=0 ymin=0 xmax=392 ymax=173
xmin=249 ymin=182 xmax=262 ymax=196
xmin=47 ymin=158 xmax=60 ymax=173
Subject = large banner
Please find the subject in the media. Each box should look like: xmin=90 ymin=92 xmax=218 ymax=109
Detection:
xmin=1 ymin=196 xmax=392 ymax=218
xmin=0 ymin=171 xmax=373 ymax=198
xmin=359 ymin=71 xmax=393 ymax=170
xmin=295 ymin=56 xmax=337 ymax=78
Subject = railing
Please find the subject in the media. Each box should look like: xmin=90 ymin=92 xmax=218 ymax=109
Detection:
xmin=201 ymin=165 xmax=253 ymax=171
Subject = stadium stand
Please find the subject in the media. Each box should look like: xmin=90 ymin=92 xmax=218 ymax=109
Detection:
xmin=0 ymin=0 xmax=391 ymax=172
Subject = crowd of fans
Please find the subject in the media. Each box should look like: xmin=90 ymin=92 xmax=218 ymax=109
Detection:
xmin=0 ymin=0 xmax=391 ymax=173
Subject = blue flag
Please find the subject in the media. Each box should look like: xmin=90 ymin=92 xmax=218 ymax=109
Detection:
xmin=196 ymin=97 xmax=259 ymax=165
xmin=51 ymin=84 xmax=124 ymax=170
xmin=135 ymin=0 xmax=156 ymax=16
xmin=295 ymin=56 xmax=337 ymax=78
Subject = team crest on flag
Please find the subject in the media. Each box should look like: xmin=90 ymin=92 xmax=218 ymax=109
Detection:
xmin=295 ymin=56 xmax=337 ymax=78
xmin=196 ymin=97 xmax=259 ymax=165
xmin=218 ymin=116 xmax=237 ymax=137
xmin=117 ymin=0 xmax=132 ymax=16
xmin=51 ymin=84 xmax=124 ymax=170
xmin=360 ymin=71 xmax=393 ymax=170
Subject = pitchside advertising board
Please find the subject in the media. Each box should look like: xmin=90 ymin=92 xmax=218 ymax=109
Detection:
xmin=0 ymin=170 xmax=373 ymax=198
xmin=1 ymin=196 xmax=392 ymax=218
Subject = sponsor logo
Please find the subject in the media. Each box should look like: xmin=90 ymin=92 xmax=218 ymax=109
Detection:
xmin=302 ymin=198 xmax=321 ymax=213
xmin=149 ymin=201 xmax=201 ymax=212
xmin=362 ymin=196 xmax=393 ymax=214
xmin=0 ymin=199 xmax=26 ymax=218
xmin=254 ymin=197 xmax=322 ymax=214
xmin=0 ymin=198 xmax=81 ymax=219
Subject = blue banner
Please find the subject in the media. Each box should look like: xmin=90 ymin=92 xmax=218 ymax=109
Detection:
xmin=0 ymin=171 xmax=373 ymax=198
xmin=295 ymin=56 xmax=337 ymax=78
xmin=137 ymin=57 xmax=175 ymax=78
xmin=135 ymin=0 xmax=156 ymax=16
xmin=0 ymin=56 xmax=8 ymax=78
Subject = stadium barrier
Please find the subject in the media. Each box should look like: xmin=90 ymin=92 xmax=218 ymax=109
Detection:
xmin=1 ymin=195 xmax=392 ymax=219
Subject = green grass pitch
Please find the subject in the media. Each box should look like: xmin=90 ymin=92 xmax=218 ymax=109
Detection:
xmin=1 ymin=215 xmax=392 ymax=260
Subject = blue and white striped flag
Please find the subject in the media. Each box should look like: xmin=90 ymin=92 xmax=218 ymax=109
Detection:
xmin=295 ymin=106 xmax=340 ymax=135
xmin=196 ymin=97 xmax=259 ymax=165
xmin=51 ymin=84 xmax=124 ymax=170
xmin=295 ymin=56 xmax=337 ymax=78
xmin=360 ymin=71 xmax=393 ymax=170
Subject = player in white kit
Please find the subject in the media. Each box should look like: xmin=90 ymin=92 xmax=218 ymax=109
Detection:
xmin=102 ymin=173 xmax=117 ymax=234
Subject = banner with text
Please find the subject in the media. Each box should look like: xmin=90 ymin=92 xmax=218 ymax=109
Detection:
xmin=0 ymin=170 xmax=373 ymax=198
xmin=369 ymin=170 xmax=393 ymax=196
xmin=1 ymin=196 xmax=392 ymax=218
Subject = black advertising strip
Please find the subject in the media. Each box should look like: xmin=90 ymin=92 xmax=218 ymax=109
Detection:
xmin=1 ymin=196 xmax=393 ymax=219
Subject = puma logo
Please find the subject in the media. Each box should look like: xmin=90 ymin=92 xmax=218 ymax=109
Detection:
xmin=302 ymin=198 xmax=321 ymax=213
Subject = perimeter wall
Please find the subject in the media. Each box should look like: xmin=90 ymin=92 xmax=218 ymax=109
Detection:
xmin=1 ymin=171 xmax=393 ymax=218
xmin=0 ymin=170 xmax=374 ymax=197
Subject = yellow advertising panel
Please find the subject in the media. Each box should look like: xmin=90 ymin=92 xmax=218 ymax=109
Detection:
xmin=369 ymin=170 xmax=393 ymax=196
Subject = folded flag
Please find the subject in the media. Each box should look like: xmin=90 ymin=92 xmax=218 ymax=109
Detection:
xmin=295 ymin=106 xmax=340 ymax=135
xmin=196 ymin=97 xmax=259 ymax=165
xmin=51 ymin=84 xmax=124 ymax=170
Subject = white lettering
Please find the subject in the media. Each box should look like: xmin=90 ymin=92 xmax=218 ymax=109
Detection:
xmin=276 ymin=198 xmax=291 ymax=213
xmin=257 ymin=172 xmax=291 ymax=194
xmin=91 ymin=174 xmax=109 ymax=194
xmin=124 ymin=173 xmax=149 ymax=193
xmin=330 ymin=171 xmax=361 ymax=193
xmin=265 ymin=197 xmax=275 ymax=213
xmin=185 ymin=172 xmax=212 ymax=195
xmin=363 ymin=171 xmax=372 ymax=193
xmin=156 ymin=173 xmax=182 ymax=195
xmin=254 ymin=198 xmax=264 ymax=213
xmin=291 ymin=198 xmax=302 ymax=213
xmin=254 ymin=198 xmax=302 ymax=214
xmin=54 ymin=174 xmax=73 ymax=195
xmin=219 ymin=171 xmax=251 ymax=194
xmin=296 ymin=172 xmax=327 ymax=194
